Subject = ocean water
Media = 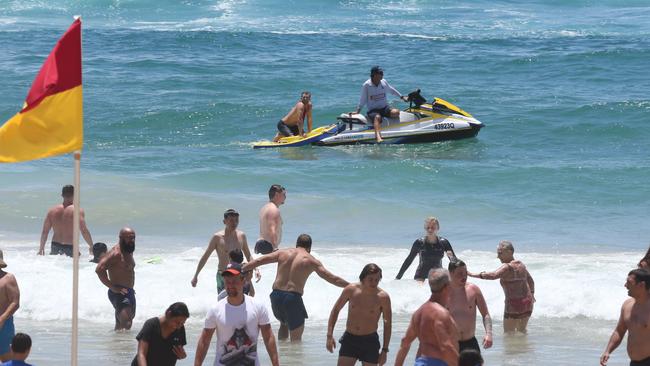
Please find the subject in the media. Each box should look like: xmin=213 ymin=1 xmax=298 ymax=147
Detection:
xmin=1 ymin=0 xmax=649 ymax=365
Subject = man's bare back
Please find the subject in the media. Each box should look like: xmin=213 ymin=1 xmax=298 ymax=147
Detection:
xmin=0 ymin=271 xmax=19 ymax=321
xmin=271 ymin=247 xmax=320 ymax=294
xmin=413 ymin=302 xmax=459 ymax=366
xmin=39 ymin=185 xmax=93 ymax=255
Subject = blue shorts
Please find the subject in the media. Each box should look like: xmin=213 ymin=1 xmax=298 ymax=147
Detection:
xmin=270 ymin=289 xmax=308 ymax=331
xmin=414 ymin=356 xmax=448 ymax=366
xmin=0 ymin=315 xmax=15 ymax=355
xmin=107 ymin=287 xmax=136 ymax=322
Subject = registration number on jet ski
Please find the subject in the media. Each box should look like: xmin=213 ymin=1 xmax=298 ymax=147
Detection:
xmin=434 ymin=123 xmax=455 ymax=130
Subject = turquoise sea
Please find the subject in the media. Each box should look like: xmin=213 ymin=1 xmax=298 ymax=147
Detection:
xmin=1 ymin=1 xmax=649 ymax=365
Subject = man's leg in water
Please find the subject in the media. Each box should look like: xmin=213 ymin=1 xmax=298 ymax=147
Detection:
xmin=116 ymin=306 xmax=134 ymax=330
xmin=515 ymin=316 xmax=530 ymax=333
xmin=278 ymin=322 xmax=289 ymax=340
xmin=289 ymin=324 xmax=304 ymax=342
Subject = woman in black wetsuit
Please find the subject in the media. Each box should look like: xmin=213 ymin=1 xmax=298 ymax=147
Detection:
xmin=396 ymin=217 xmax=456 ymax=282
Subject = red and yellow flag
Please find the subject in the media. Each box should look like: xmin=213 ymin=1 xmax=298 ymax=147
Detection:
xmin=0 ymin=19 xmax=83 ymax=163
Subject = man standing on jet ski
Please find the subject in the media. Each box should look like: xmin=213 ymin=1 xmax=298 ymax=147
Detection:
xmin=273 ymin=91 xmax=313 ymax=142
xmin=351 ymin=66 xmax=408 ymax=143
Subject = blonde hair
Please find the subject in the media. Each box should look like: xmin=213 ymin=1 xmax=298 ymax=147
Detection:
xmin=424 ymin=217 xmax=439 ymax=228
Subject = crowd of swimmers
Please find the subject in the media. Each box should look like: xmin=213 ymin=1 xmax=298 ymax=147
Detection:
xmin=0 ymin=183 xmax=649 ymax=365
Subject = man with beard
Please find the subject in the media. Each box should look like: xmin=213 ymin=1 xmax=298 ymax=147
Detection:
xmin=96 ymin=227 xmax=136 ymax=331
xmin=194 ymin=263 xmax=279 ymax=366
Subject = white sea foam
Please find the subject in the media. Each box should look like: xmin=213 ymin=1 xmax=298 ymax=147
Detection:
xmin=2 ymin=242 xmax=636 ymax=326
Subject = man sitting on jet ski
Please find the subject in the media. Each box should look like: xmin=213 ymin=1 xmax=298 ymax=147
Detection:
xmin=273 ymin=91 xmax=313 ymax=142
xmin=350 ymin=66 xmax=408 ymax=143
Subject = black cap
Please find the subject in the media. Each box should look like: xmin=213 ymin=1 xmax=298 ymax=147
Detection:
xmin=224 ymin=209 xmax=239 ymax=219
xmin=370 ymin=66 xmax=383 ymax=75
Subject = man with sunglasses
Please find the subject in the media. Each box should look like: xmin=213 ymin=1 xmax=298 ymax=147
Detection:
xmin=273 ymin=91 xmax=313 ymax=142
xmin=351 ymin=66 xmax=408 ymax=143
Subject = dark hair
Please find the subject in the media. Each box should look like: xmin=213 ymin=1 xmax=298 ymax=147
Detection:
xmin=229 ymin=249 xmax=244 ymax=264
xmin=165 ymin=302 xmax=190 ymax=318
xmin=459 ymin=349 xmax=483 ymax=366
xmin=93 ymin=242 xmax=107 ymax=255
xmin=62 ymin=185 xmax=74 ymax=197
xmin=296 ymin=234 xmax=312 ymax=249
xmin=629 ymin=268 xmax=650 ymax=290
xmin=10 ymin=333 xmax=32 ymax=353
xmin=268 ymin=184 xmax=285 ymax=200
xmin=448 ymin=259 xmax=466 ymax=272
xmin=639 ymin=245 xmax=650 ymax=268
xmin=359 ymin=263 xmax=382 ymax=281
xmin=301 ymin=91 xmax=311 ymax=97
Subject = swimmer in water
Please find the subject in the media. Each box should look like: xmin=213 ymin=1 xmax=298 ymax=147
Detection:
xmin=396 ymin=217 xmax=456 ymax=282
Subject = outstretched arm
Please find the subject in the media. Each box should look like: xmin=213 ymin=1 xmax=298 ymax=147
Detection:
xmin=469 ymin=263 xmax=510 ymax=280
xmin=600 ymin=305 xmax=628 ymax=366
xmin=307 ymin=105 xmax=313 ymax=132
xmin=191 ymin=236 xmax=217 ymax=287
xmin=396 ymin=241 xmax=419 ymax=279
xmin=39 ymin=210 xmax=53 ymax=255
xmin=241 ymin=234 xmax=261 ymax=282
xmin=242 ymin=250 xmax=281 ymax=272
xmin=327 ymin=286 xmax=352 ymax=353
xmin=314 ymin=260 xmax=349 ymax=288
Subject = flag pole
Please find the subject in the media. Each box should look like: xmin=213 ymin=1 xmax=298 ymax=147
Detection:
xmin=71 ymin=150 xmax=81 ymax=366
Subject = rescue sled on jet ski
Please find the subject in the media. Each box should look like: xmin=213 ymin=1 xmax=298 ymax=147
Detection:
xmin=316 ymin=90 xmax=484 ymax=146
xmin=252 ymin=123 xmax=342 ymax=149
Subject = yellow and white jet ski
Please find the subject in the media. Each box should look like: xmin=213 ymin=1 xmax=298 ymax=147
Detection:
xmin=317 ymin=90 xmax=484 ymax=146
xmin=252 ymin=123 xmax=342 ymax=149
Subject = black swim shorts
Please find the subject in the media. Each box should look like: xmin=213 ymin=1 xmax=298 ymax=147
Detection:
xmin=277 ymin=120 xmax=300 ymax=137
xmin=338 ymin=331 xmax=380 ymax=364
xmin=255 ymin=239 xmax=274 ymax=254
xmin=459 ymin=336 xmax=481 ymax=354
xmin=269 ymin=289 xmax=308 ymax=331
xmin=367 ymin=105 xmax=392 ymax=122
xmin=631 ymin=357 xmax=650 ymax=366
xmin=51 ymin=241 xmax=75 ymax=257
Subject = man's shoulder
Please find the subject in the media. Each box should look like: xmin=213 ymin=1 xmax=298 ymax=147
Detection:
xmin=362 ymin=79 xmax=372 ymax=87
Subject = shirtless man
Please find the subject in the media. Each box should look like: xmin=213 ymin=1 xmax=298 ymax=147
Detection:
xmin=273 ymin=91 xmax=313 ymax=142
xmin=38 ymin=185 xmax=93 ymax=256
xmin=600 ymin=269 xmax=650 ymax=366
xmin=0 ymin=250 xmax=20 ymax=362
xmin=468 ymin=240 xmax=535 ymax=334
xmin=395 ymin=269 xmax=459 ymax=366
xmin=255 ymin=185 xmax=285 ymax=255
xmin=447 ymin=260 xmax=492 ymax=356
xmin=191 ymin=209 xmax=259 ymax=293
xmin=243 ymin=234 xmax=349 ymax=342
xmin=95 ymin=227 xmax=136 ymax=331
xmin=327 ymin=263 xmax=392 ymax=366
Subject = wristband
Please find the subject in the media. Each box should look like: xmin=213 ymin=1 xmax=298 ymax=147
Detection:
xmin=381 ymin=348 xmax=389 ymax=353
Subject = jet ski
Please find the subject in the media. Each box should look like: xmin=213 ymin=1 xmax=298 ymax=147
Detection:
xmin=252 ymin=123 xmax=342 ymax=149
xmin=316 ymin=90 xmax=484 ymax=146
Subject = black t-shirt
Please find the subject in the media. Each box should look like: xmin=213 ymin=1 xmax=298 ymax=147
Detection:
xmin=131 ymin=317 xmax=187 ymax=366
